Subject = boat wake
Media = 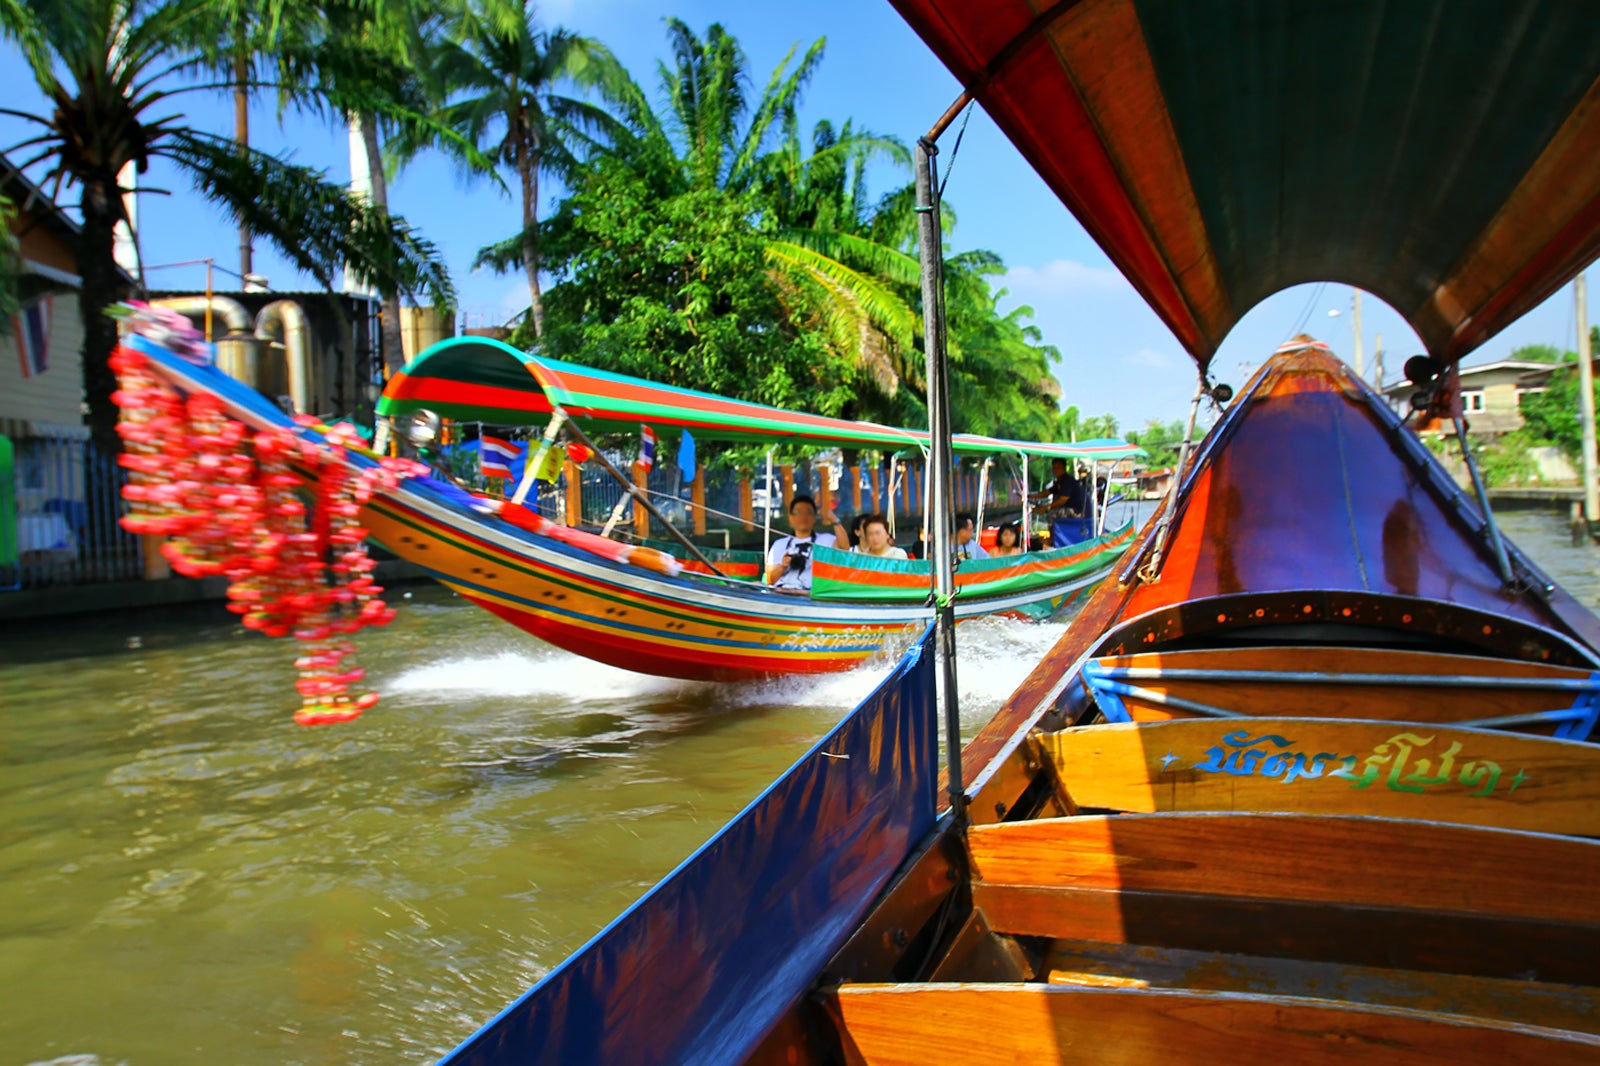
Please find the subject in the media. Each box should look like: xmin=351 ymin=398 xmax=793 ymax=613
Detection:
xmin=387 ymin=613 xmax=1070 ymax=724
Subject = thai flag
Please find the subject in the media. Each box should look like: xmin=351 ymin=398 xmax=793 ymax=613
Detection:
xmin=480 ymin=435 xmax=520 ymax=479
xmin=14 ymin=297 xmax=49 ymax=379
xmin=639 ymin=424 xmax=656 ymax=472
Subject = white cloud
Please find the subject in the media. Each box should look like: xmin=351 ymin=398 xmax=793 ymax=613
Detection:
xmin=1003 ymin=258 xmax=1130 ymax=297
xmin=1127 ymin=347 xmax=1174 ymax=368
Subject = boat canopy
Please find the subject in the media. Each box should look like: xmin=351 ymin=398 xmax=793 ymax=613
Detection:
xmin=890 ymin=0 xmax=1600 ymax=369
xmin=377 ymin=335 xmax=1143 ymax=461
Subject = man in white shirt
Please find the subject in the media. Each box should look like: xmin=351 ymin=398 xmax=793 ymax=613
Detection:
xmin=765 ymin=494 xmax=848 ymax=592
xmin=954 ymin=512 xmax=989 ymax=560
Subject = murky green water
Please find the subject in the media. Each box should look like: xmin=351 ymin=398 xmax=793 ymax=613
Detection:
xmin=1 ymin=574 xmax=1074 ymax=1065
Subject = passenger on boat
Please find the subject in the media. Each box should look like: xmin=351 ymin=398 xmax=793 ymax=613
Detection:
xmin=989 ymin=521 xmax=1024 ymax=558
xmin=853 ymin=514 xmax=908 ymax=561
xmin=764 ymin=494 xmax=847 ymax=592
xmin=954 ymin=513 xmax=989 ymax=560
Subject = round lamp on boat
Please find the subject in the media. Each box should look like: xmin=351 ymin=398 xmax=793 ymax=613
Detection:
xmin=1210 ymin=383 xmax=1234 ymax=404
xmin=402 ymin=409 xmax=442 ymax=446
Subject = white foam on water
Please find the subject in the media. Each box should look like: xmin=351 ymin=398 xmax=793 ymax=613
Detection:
xmin=388 ymin=649 xmax=687 ymax=703
xmin=387 ymin=614 xmax=1069 ymax=719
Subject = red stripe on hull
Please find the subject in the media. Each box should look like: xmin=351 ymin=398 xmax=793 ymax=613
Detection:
xmin=465 ymin=596 xmax=874 ymax=682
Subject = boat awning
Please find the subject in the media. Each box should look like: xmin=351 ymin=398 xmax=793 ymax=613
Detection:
xmin=377 ymin=336 xmax=1145 ymax=461
xmin=890 ymin=0 xmax=1600 ymax=368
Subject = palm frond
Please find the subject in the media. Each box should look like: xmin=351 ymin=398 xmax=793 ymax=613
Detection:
xmin=776 ymin=229 xmax=920 ymax=287
xmin=162 ymin=130 xmax=452 ymax=304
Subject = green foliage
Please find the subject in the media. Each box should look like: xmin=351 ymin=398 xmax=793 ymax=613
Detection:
xmin=1124 ymin=419 xmax=1196 ymax=471
xmin=538 ymin=157 xmax=845 ymax=414
xmin=1510 ymin=343 xmax=1570 ymax=364
xmin=0 ymin=192 xmax=17 ymax=330
xmin=1519 ymin=366 xmax=1599 ymax=462
xmin=1474 ymin=428 xmax=1541 ymax=487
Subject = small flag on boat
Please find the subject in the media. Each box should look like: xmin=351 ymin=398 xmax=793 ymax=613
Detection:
xmin=479 ymin=435 xmax=520 ymax=479
xmin=677 ymin=429 xmax=696 ymax=479
xmin=638 ymin=425 xmax=657 ymax=472
xmin=14 ymin=297 xmax=50 ymax=379
xmin=532 ymin=444 xmax=567 ymax=483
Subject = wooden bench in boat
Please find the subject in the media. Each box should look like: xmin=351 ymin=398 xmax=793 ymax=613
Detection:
xmin=821 ymin=984 xmax=1600 ymax=1064
xmin=1072 ymin=645 xmax=1600 ymax=736
xmin=1036 ymin=718 xmax=1600 ymax=835
xmin=965 ymin=812 xmax=1600 ymax=984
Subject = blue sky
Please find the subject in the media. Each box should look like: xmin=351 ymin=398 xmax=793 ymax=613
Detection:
xmin=2 ymin=0 xmax=1594 ymax=433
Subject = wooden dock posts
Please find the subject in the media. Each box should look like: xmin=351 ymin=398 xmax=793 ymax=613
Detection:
xmin=563 ymin=460 xmax=582 ymax=527
xmin=818 ymin=463 xmax=834 ymax=518
xmin=740 ymin=477 xmax=754 ymax=530
xmin=850 ymin=464 xmax=863 ymax=514
xmin=632 ymin=462 xmax=650 ymax=539
xmin=692 ymin=466 xmax=707 ymax=536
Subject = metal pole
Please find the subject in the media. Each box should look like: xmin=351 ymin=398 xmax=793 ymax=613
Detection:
xmin=1577 ymin=273 xmax=1597 ymax=523
xmin=1352 ymin=288 xmax=1364 ymax=381
xmin=975 ymin=457 xmax=992 ymax=534
xmin=1020 ymin=453 xmax=1030 ymax=551
xmin=512 ymin=410 xmax=567 ymax=506
xmin=915 ymin=136 xmax=964 ymax=822
xmin=763 ymin=447 xmax=775 ymax=565
xmin=1087 ymin=460 xmax=1100 ymax=536
xmin=1454 ymin=412 xmax=1514 ymax=588
xmin=564 ymin=418 xmax=727 ymax=578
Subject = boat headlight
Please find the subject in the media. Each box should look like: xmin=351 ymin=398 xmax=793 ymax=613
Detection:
xmin=1210 ymin=383 xmax=1234 ymax=404
xmin=403 ymin=409 xmax=442 ymax=446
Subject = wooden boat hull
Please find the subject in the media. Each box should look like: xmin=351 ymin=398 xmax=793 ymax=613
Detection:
xmin=134 ymin=341 xmax=1125 ymax=681
xmin=430 ymin=344 xmax=1600 ymax=1064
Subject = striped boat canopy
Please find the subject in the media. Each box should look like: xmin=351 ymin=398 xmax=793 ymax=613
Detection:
xmin=890 ymin=0 xmax=1600 ymax=369
xmin=378 ymin=336 xmax=1144 ymax=461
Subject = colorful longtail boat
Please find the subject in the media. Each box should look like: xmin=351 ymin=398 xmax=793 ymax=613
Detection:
xmin=430 ymin=1 xmax=1600 ymax=1062
xmin=130 ymin=335 xmax=1140 ymax=680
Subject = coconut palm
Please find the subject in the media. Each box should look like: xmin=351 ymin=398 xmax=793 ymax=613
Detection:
xmin=400 ymin=0 xmax=624 ymax=339
xmin=0 ymin=0 xmax=453 ymax=452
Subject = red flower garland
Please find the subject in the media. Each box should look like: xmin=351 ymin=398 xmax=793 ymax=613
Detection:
xmin=111 ymin=344 xmax=425 ymax=726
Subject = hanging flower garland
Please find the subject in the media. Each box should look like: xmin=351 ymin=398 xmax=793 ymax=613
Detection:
xmin=110 ymin=311 xmax=425 ymax=726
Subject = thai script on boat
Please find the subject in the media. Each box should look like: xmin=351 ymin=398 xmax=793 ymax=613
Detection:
xmin=1178 ymin=730 xmax=1528 ymax=797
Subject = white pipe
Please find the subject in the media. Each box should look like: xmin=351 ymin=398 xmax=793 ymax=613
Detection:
xmin=1020 ymin=453 xmax=1030 ymax=553
xmin=762 ymin=447 xmax=775 ymax=567
xmin=255 ymin=300 xmax=312 ymax=415
xmin=976 ymin=457 xmax=992 ymax=533
xmin=149 ymin=295 xmax=251 ymax=335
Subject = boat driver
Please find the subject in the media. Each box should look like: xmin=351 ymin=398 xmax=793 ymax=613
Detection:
xmin=1030 ymin=457 xmax=1086 ymax=517
xmin=765 ymin=494 xmax=849 ymax=593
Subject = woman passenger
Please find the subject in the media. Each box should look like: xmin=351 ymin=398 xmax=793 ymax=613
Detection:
xmin=989 ymin=521 xmax=1024 ymax=558
xmin=854 ymin=514 xmax=908 ymax=560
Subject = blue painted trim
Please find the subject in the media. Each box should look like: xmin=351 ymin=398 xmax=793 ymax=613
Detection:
xmin=1556 ymin=672 xmax=1600 ymax=740
xmin=1082 ymin=660 xmax=1132 ymax=723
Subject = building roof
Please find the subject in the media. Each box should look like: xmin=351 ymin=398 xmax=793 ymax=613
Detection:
xmin=2 ymin=154 xmax=136 ymax=287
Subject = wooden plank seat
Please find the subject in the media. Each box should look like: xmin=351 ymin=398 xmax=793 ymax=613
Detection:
xmin=1075 ymin=646 xmax=1600 ymax=735
xmin=822 ymin=983 xmax=1600 ymax=1064
xmin=967 ymin=813 xmax=1600 ymax=984
xmin=1037 ymin=718 xmax=1600 ymax=835
xmin=1040 ymin=939 xmax=1600 ymax=1038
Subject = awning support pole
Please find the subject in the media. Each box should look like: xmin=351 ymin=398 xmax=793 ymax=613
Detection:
xmin=1137 ymin=377 xmax=1205 ymax=583
xmin=915 ymin=136 xmax=965 ymax=825
xmin=976 ymin=457 xmax=993 ymax=534
xmin=1453 ymin=413 xmax=1515 ymax=589
xmin=763 ymin=447 xmax=775 ymax=567
xmin=511 ymin=409 xmax=568 ymax=506
xmin=565 ymin=417 xmax=728 ymax=578
xmin=1020 ymin=453 xmax=1030 ymax=550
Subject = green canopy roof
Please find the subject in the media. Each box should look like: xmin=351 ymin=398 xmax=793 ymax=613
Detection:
xmin=377 ymin=336 xmax=1144 ymax=462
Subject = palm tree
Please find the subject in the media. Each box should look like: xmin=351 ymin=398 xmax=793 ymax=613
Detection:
xmin=0 ymin=0 xmax=453 ymax=452
xmin=404 ymin=0 xmax=623 ymax=339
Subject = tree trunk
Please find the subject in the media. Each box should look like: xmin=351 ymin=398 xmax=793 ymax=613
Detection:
xmin=235 ymin=51 xmax=253 ymax=280
xmin=79 ymin=180 xmax=128 ymax=457
xmin=517 ymin=115 xmax=544 ymax=339
xmin=359 ymin=114 xmax=406 ymax=377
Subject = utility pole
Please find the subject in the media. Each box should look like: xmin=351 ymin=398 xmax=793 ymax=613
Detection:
xmin=1352 ymin=288 xmax=1365 ymax=381
xmin=1374 ymin=331 xmax=1384 ymax=395
xmin=1579 ymin=272 xmax=1598 ymax=523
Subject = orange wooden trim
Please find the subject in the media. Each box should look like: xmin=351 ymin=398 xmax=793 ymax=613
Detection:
xmin=966 ymin=813 xmax=1600 ymax=925
xmin=824 ymin=983 xmax=1600 ymax=1065
xmin=1043 ymin=719 xmax=1600 ymax=835
xmin=1041 ymin=939 xmax=1600 ymax=1037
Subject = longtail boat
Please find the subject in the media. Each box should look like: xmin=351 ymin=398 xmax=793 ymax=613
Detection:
xmin=431 ymin=1 xmax=1600 ymax=1062
xmin=126 ymin=334 xmax=1139 ymax=680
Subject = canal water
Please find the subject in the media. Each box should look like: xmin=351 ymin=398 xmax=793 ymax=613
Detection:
xmin=4 ymin=507 xmax=1599 ymax=1065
